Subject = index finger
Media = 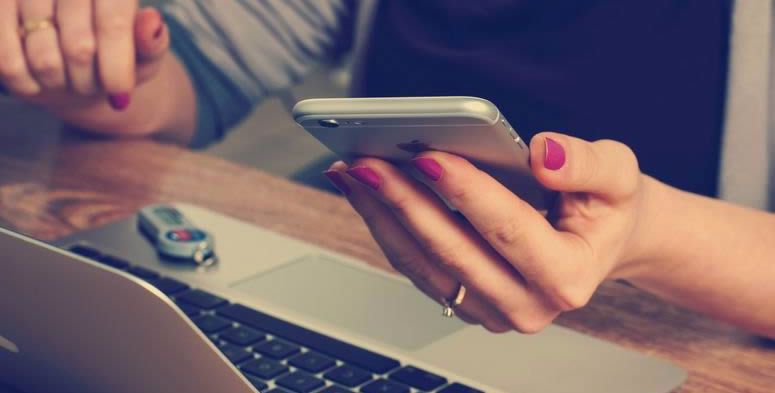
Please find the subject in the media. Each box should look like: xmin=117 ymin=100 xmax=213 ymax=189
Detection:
xmin=95 ymin=0 xmax=138 ymax=94
xmin=0 ymin=0 xmax=40 ymax=95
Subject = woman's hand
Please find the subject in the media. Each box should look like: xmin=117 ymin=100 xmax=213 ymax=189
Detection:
xmin=324 ymin=132 xmax=657 ymax=333
xmin=0 ymin=0 xmax=170 ymax=111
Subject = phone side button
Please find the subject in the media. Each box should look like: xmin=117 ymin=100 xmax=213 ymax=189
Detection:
xmin=514 ymin=137 xmax=525 ymax=149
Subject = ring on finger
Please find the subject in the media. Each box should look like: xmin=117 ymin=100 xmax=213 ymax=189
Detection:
xmin=441 ymin=283 xmax=467 ymax=318
xmin=19 ymin=18 xmax=56 ymax=38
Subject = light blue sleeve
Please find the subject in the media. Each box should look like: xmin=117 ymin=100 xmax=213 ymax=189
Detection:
xmin=163 ymin=0 xmax=357 ymax=148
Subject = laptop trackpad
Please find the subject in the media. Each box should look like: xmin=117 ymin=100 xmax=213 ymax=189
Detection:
xmin=231 ymin=255 xmax=466 ymax=351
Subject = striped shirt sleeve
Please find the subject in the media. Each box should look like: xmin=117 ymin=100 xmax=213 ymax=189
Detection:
xmin=163 ymin=0 xmax=357 ymax=148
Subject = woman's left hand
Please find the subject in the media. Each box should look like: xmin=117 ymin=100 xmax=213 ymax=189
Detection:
xmin=324 ymin=132 xmax=657 ymax=333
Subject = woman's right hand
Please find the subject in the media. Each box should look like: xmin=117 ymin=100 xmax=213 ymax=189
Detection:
xmin=0 ymin=0 xmax=170 ymax=111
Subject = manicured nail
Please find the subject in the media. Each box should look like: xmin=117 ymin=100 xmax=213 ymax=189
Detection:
xmin=411 ymin=157 xmax=443 ymax=181
xmin=108 ymin=93 xmax=131 ymax=111
xmin=153 ymin=24 xmax=165 ymax=40
xmin=544 ymin=137 xmax=566 ymax=170
xmin=346 ymin=167 xmax=381 ymax=190
xmin=323 ymin=170 xmax=351 ymax=196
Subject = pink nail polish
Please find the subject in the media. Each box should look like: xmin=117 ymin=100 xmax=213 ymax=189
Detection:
xmin=346 ymin=167 xmax=381 ymax=190
xmin=544 ymin=137 xmax=566 ymax=170
xmin=153 ymin=25 xmax=165 ymax=40
xmin=323 ymin=170 xmax=351 ymax=195
xmin=411 ymin=157 xmax=443 ymax=181
xmin=108 ymin=93 xmax=131 ymax=111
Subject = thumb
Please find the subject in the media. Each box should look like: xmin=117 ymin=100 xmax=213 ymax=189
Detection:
xmin=529 ymin=132 xmax=641 ymax=200
xmin=134 ymin=7 xmax=169 ymax=63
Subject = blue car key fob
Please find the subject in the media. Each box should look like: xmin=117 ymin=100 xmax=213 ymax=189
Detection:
xmin=137 ymin=204 xmax=217 ymax=266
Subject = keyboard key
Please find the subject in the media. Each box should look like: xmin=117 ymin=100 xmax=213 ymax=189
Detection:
xmin=361 ymin=379 xmax=409 ymax=393
xmin=324 ymin=365 xmax=372 ymax=387
xmin=218 ymin=343 xmax=253 ymax=364
xmin=254 ymin=339 xmax=300 ymax=360
xmin=276 ymin=371 xmax=325 ymax=393
xmin=97 ymin=255 xmax=130 ymax=270
xmin=241 ymin=357 xmax=289 ymax=380
xmin=289 ymin=351 xmax=336 ymax=373
xmin=175 ymin=301 xmax=202 ymax=317
xmin=266 ymin=389 xmax=294 ymax=393
xmin=389 ymin=366 xmax=446 ymax=391
xmin=128 ymin=266 xmax=160 ymax=281
xmin=68 ymin=245 xmax=101 ymax=259
xmin=192 ymin=315 xmax=232 ymax=334
xmin=438 ymin=383 xmax=484 ymax=393
xmin=242 ymin=374 xmax=268 ymax=391
xmin=319 ymin=387 xmax=354 ymax=393
xmin=178 ymin=289 xmax=228 ymax=310
xmin=220 ymin=304 xmax=400 ymax=373
xmin=220 ymin=326 xmax=266 ymax=347
xmin=149 ymin=277 xmax=189 ymax=295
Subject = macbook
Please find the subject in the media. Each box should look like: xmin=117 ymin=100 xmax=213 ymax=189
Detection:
xmin=0 ymin=203 xmax=686 ymax=393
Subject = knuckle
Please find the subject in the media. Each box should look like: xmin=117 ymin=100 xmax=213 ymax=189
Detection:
xmin=71 ymin=78 xmax=98 ymax=96
xmin=386 ymin=193 xmax=415 ymax=218
xmin=480 ymin=217 xmax=527 ymax=249
xmin=388 ymin=253 xmax=432 ymax=287
xmin=549 ymin=286 xmax=593 ymax=312
xmin=28 ymin=52 xmax=63 ymax=75
xmin=444 ymin=183 xmax=475 ymax=209
xmin=62 ymin=35 xmax=96 ymax=66
xmin=505 ymin=313 xmax=550 ymax=334
xmin=575 ymin=141 xmax=601 ymax=189
xmin=423 ymin=244 xmax=470 ymax=281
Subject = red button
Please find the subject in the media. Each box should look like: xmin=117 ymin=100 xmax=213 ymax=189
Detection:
xmin=170 ymin=229 xmax=193 ymax=241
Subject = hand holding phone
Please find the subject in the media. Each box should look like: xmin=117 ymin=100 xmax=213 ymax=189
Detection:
xmin=293 ymin=96 xmax=555 ymax=210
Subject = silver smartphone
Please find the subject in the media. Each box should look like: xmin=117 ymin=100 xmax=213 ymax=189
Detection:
xmin=293 ymin=96 xmax=554 ymax=210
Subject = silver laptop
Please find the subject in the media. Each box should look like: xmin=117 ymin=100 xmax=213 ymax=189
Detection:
xmin=0 ymin=203 xmax=686 ymax=393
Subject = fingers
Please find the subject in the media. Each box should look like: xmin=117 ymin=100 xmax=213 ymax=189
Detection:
xmin=324 ymin=163 xmax=514 ymax=332
xmin=57 ymin=0 xmax=97 ymax=95
xmin=407 ymin=152 xmax=599 ymax=311
xmin=529 ymin=132 xmax=641 ymax=201
xmin=133 ymin=7 xmax=170 ymax=85
xmin=134 ymin=8 xmax=168 ymax=62
xmin=338 ymin=158 xmax=560 ymax=333
xmin=20 ymin=0 xmax=66 ymax=90
xmin=94 ymin=0 xmax=138 ymax=96
xmin=0 ymin=0 xmax=40 ymax=95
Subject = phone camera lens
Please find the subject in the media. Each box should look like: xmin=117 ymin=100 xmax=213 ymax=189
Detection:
xmin=318 ymin=119 xmax=339 ymax=128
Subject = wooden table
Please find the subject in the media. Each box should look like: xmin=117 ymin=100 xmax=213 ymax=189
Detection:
xmin=0 ymin=117 xmax=773 ymax=393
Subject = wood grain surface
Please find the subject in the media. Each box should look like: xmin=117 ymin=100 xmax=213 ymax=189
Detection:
xmin=0 ymin=124 xmax=773 ymax=393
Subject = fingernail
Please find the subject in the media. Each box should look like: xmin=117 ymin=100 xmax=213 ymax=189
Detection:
xmin=108 ymin=93 xmax=131 ymax=111
xmin=544 ymin=137 xmax=566 ymax=170
xmin=346 ymin=167 xmax=381 ymax=190
xmin=323 ymin=170 xmax=351 ymax=196
xmin=411 ymin=157 xmax=443 ymax=181
xmin=153 ymin=25 xmax=165 ymax=40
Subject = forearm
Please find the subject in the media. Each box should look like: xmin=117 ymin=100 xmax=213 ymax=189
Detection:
xmin=27 ymin=54 xmax=197 ymax=145
xmin=624 ymin=176 xmax=775 ymax=337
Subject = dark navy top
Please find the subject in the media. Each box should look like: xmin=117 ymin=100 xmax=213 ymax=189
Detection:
xmin=359 ymin=1 xmax=733 ymax=196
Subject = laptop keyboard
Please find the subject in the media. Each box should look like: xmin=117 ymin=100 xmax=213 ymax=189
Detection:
xmin=68 ymin=245 xmax=484 ymax=393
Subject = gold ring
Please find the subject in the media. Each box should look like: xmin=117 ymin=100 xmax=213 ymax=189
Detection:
xmin=20 ymin=18 xmax=56 ymax=38
xmin=441 ymin=284 xmax=467 ymax=318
